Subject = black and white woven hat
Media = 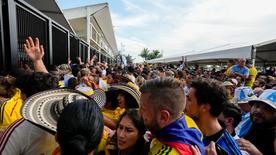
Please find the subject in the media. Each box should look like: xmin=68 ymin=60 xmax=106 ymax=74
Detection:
xmin=21 ymin=88 xmax=103 ymax=132
xmin=93 ymin=88 xmax=107 ymax=108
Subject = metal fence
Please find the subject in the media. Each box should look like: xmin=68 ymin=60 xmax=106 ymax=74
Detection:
xmin=0 ymin=1 xmax=3 ymax=71
xmin=16 ymin=4 xmax=49 ymax=67
xmin=52 ymin=24 xmax=68 ymax=65
xmin=79 ymin=41 xmax=89 ymax=63
xmin=1 ymin=0 xmax=113 ymax=71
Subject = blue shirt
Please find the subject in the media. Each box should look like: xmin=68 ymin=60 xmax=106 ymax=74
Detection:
xmin=235 ymin=112 xmax=252 ymax=138
xmin=231 ymin=65 xmax=249 ymax=76
xmin=204 ymin=129 xmax=242 ymax=155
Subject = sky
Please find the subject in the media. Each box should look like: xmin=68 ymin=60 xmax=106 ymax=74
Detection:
xmin=57 ymin=0 xmax=276 ymax=62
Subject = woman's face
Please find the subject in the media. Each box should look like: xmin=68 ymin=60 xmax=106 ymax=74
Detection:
xmin=107 ymin=74 xmax=113 ymax=84
xmin=117 ymin=94 xmax=126 ymax=108
xmin=117 ymin=116 xmax=139 ymax=151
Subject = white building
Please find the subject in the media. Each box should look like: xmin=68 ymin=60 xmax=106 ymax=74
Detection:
xmin=63 ymin=3 xmax=118 ymax=62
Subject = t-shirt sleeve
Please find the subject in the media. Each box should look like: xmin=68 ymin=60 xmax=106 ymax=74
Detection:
xmin=244 ymin=68 xmax=249 ymax=76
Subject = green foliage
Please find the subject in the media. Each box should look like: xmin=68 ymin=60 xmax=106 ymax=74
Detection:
xmin=139 ymin=48 xmax=150 ymax=60
xmin=139 ymin=48 xmax=162 ymax=60
xmin=124 ymin=54 xmax=135 ymax=64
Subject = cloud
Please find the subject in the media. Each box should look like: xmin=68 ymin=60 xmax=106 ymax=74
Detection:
xmin=121 ymin=0 xmax=147 ymax=13
xmin=112 ymin=0 xmax=276 ymax=62
xmin=116 ymin=36 xmax=147 ymax=62
xmin=111 ymin=12 xmax=154 ymax=28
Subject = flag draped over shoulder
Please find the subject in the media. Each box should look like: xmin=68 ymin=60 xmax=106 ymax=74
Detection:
xmin=156 ymin=115 xmax=205 ymax=155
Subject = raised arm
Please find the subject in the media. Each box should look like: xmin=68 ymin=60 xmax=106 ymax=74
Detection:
xmin=23 ymin=37 xmax=48 ymax=73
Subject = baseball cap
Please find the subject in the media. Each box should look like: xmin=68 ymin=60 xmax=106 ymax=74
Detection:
xmin=234 ymin=87 xmax=257 ymax=104
xmin=249 ymin=89 xmax=276 ymax=110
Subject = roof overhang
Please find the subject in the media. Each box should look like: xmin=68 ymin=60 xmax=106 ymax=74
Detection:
xmin=23 ymin=0 xmax=75 ymax=33
xmin=254 ymin=39 xmax=276 ymax=63
xmin=186 ymin=45 xmax=252 ymax=62
xmin=63 ymin=3 xmax=118 ymax=55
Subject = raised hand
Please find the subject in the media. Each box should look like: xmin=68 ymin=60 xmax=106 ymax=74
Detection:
xmin=23 ymin=37 xmax=44 ymax=62
xmin=77 ymin=57 xmax=84 ymax=64
xmin=23 ymin=37 xmax=48 ymax=73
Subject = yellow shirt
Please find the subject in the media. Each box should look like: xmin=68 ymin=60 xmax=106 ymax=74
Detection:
xmin=97 ymin=126 xmax=109 ymax=152
xmin=224 ymin=66 xmax=232 ymax=77
xmin=102 ymin=107 xmax=126 ymax=122
xmin=0 ymin=88 xmax=23 ymax=130
xmin=58 ymin=81 xmax=64 ymax=88
xmin=149 ymin=138 xmax=180 ymax=155
xmin=246 ymin=67 xmax=257 ymax=87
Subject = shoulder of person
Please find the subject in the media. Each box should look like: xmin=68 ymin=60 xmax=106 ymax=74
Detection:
xmin=149 ymin=138 xmax=180 ymax=155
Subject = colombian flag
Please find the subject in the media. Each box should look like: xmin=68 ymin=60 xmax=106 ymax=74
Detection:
xmin=156 ymin=115 xmax=205 ymax=155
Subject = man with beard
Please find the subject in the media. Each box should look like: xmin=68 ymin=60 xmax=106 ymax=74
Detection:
xmin=139 ymin=78 xmax=205 ymax=155
xmin=237 ymin=89 xmax=276 ymax=155
xmin=185 ymin=79 xmax=242 ymax=155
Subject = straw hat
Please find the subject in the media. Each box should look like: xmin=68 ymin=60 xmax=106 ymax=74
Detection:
xmin=108 ymin=84 xmax=141 ymax=108
xmin=21 ymin=88 xmax=104 ymax=132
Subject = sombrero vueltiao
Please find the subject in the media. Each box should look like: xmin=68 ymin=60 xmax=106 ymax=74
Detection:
xmin=93 ymin=88 xmax=107 ymax=108
xmin=108 ymin=84 xmax=141 ymax=108
xmin=21 ymin=88 xmax=106 ymax=132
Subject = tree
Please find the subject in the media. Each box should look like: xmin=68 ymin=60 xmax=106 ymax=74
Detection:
xmin=148 ymin=49 xmax=162 ymax=60
xmin=139 ymin=48 xmax=163 ymax=60
xmin=139 ymin=48 xmax=150 ymax=60
xmin=124 ymin=54 xmax=135 ymax=64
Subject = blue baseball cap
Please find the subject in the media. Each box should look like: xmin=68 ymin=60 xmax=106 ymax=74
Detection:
xmin=249 ymin=89 xmax=276 ymax=110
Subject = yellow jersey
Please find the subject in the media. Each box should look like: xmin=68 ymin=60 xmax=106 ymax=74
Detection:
xmin=246 ymin=67 xmax=257 ymax=87
xmin=0 ymin=88 xmax=23 ymax=130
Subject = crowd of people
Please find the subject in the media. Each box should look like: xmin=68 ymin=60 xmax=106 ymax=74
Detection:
xmin=0 ymin=37 xmax=275 ymax=155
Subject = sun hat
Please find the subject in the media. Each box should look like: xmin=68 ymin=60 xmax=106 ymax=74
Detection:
xmin=21 ymin=88 xmax=105 ymax=132
xmin=58 ymin=64 xmax=71 ymax=75
xmin=108 ymin=84 xmax=141 ymax=108
xmin=234 ymin=87 xmax=257 ymax=104
xmin=76 ymin=82 xmax=107 ymax=108
xmin=249 ymin=89 xmax=276 ymax=110
xmin=93 ymin=88 xmax=107 ymax=108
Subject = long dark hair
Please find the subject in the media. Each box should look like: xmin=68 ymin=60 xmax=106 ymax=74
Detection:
xmin=116 ymin=109 xmax=147 ymax=155
xmin=56 ymin=99 xmax=104 ymax=155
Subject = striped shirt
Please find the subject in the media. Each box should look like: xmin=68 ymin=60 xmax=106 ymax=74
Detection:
xmin=204 ymin=129 xmax=242 ymax=155
xmin=0 ymin=118 xmax=57 ymax=155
